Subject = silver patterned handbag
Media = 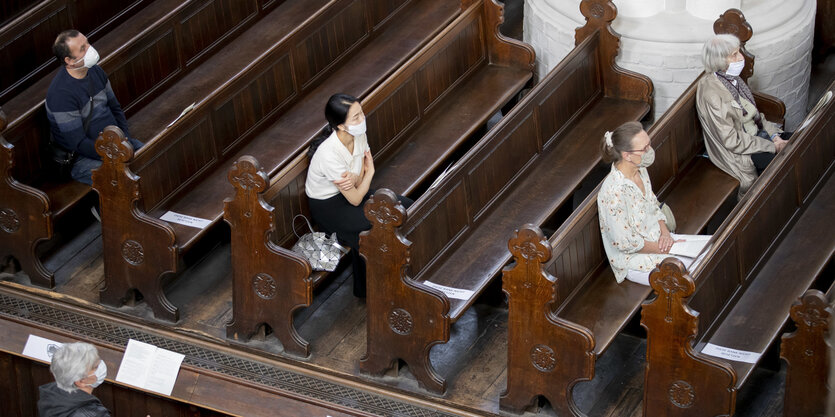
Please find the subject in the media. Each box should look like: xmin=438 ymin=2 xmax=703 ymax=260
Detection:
xmin=291 ymin=215 xmax=348 ymax=272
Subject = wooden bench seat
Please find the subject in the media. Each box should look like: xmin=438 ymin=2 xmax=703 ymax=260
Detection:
xmin=220 ymin=0 xmax=534 ymax=357
xmin=359 ymin=0 xmax=653 ymax=394
xmin=94 ymin=0 xmax=463 ymax=322
xmin=780 ymin=281 xmax=835 ymax=417
xmin=640 ymin=79 xmax=835 ymax=417
xmin=0 ymin=0 xmax=282 ymax=287
xmin=702 ymin=172 xmax=835 ymax=384
xmin=372 ymin=64 xmax=532 ymax=195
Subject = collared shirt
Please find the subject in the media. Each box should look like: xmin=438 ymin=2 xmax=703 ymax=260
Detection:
xmin=305 ymin=131 xmax=369 ymax=200
xmin=597 ymin=163 xmax=668 ymax=283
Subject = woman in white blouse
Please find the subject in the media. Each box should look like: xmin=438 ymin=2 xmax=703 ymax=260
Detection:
xmin=597 ymin=122 xmax=706 ymax=285
xmin=305 ymin=93 xmax=411 ymax=297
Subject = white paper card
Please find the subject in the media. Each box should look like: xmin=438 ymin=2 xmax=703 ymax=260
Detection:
xmin=22 ymin=335 xmax=63 ymax=363
xmin=428 ymin=162 xmax=455 ymax=190
xmin=668 ymin=234 xmax=711 ymax=258
xmin=116 ymin=339 xmax=185 ymax=396
xmin=423 ymin=281 xmax=475 ymax=300
xmin=160 ymin=211 xmax=212 ymax=229
xmin=701 ymin=343 xmax=762 ymax=364
xmin=166 ymin=102 xmax=196 ymax=128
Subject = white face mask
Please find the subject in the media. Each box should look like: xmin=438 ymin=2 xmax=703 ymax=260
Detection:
xmin=72 ymin=46 xmax=99 ymax=70
xmin=725 ymin=57 xmax=744 ymax=77
xmin=88 ymin=360 xmax=107 ymax=388
xmin=633 ymin=147 xmax=655 ymax=168
xmin=344 ymin=119 xmax=366 ymax=137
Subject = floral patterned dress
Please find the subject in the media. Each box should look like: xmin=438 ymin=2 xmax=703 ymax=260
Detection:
xmin=597 ymin=163 xmax=668 ymax=283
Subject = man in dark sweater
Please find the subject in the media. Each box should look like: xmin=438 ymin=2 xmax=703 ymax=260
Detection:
xmin=45 ymin=30 xmax=142 ymax=185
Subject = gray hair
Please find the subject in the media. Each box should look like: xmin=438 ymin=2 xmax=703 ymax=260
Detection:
xmin=50 ymin=342 xmax=100 ymax=392
xmin=702 ymin=34 xmax=741 ymax=73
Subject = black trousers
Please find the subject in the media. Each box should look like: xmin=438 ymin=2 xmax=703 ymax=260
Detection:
xmin=751 ymin=131 xmax=793 ymax=175
xmin=308 ymin=190 xmax=413 ymax=297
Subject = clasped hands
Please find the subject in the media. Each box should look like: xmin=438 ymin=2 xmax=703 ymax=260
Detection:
xmin=333 ymin=151 xmax=374 ymax=191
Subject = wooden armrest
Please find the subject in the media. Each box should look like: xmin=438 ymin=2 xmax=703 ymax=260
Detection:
xmin=753 ymin=91 xmax=786 ymax=127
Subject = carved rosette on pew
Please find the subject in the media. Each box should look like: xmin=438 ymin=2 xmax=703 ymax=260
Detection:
xmin=779 ymin=289 xmax=831 ymax=417
xmin=223 ymin=156 xmax=313 ymax=356
xmin=91 ymin=127 xmax=179 ymax=322
xmin=641 ymin=259 xmax=736 ymax=416
xmin=359 ymin=189 xmax=450 ymax=393
xmin=575 ymin=0 xmax=653 ymax=104
xmin=0 ymin=109 xmax=54 ymax=287
xmin=500 ymin=225 xmax=594 ymax=416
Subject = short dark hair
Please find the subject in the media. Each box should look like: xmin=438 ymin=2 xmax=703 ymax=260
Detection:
xmin=53 ymin=30 xmax=80 ymax=64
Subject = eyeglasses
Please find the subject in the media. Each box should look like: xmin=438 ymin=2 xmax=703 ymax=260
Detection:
xmin=627 ymin=143 xmax=652 ymax=153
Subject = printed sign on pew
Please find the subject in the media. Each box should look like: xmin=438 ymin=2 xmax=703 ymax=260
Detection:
xmin=22 ymin=335 xmax=185 ymax=396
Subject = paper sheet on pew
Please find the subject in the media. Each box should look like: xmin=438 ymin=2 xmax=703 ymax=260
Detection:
xmin=423 ymin=281 xmax=475 ymax=300
xmin=166 ymin=102 xmax=196 ymax=128
xmin=160 ymin=211 xmax=212 ymax=229
xmin=701 ymin=343 xmax=762 ymax=364
xmin=22 ymin=334 xmax=63 ymax=363
xmin=797 ymin=90 xmax=833 ymax=132
xmin=115 ymin=339 xmax=185 ymax=396
xmin=668 ymin=234 xmax=711 ymax=258
xmin=428 ymin=162 xmax=455 ymax=191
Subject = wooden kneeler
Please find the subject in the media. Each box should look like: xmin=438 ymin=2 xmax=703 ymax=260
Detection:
xmin=500 ymin=225 xmax=594 ymax=416
xmin=223 ymin=156 xmax=313 ymax=356
xmin=359 ymin=190 xmax=451 ymax=393
xmin=641 ymin=258 xmax=737 ymax=415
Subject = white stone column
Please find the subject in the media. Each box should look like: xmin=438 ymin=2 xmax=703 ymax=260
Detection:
xmin=524 ymin=0 xmax=815 ymax=129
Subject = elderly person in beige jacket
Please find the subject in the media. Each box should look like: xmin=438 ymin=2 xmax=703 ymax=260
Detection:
xmin=696 ymin=34 xmax=789 ymax=198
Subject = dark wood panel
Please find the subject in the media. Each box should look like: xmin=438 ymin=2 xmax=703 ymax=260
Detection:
xmin=294 ymin=0 xmax=367 ymax=89
xmin=416 ymin=14 xmax=484 ymax=111
xmin=465 ymin=112 xmax=537 ymax=219
xmin=0 ymin=3 xmax=71 ymax=93
xmin=407 ymin=181 xmax=469 ymax=273
xmin=0 ymin=0 xmax=41 ymax=27
xmin=365 ymin=79 xmax=420 ymax=152
xmin=214 ymin=54 xmax=295 ymax=154
xmin=137 ymin=116 xmax=217 ymax=210
xmin=108 ymin=29 xmax=179 ymax=111
xmin=368 ymin=0 xmax=408 ymax=29
xmin=178 ymin=0 xmax=259 ymax=65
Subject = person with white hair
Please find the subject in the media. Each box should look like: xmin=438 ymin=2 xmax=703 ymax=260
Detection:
xmin=696 ymin=34 xmax=790 ymax=199
xmin=38 ymin=342 xmax=111 ymax=417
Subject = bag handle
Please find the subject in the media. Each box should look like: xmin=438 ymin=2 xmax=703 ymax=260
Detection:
xmin=291 ymin=214 xmax=315 ymax=239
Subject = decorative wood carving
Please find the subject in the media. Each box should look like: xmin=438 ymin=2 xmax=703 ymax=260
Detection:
xmin=0 ymin=108 xmax=54 ymax=288
xmin=575 ymin=0 xmax=653 ymax=105
xmin=500 ymin=225 xmax=594 ymax=416
xmin=92 ymin=126 xmax=179 ymax=322
xmin=780 ymin=289 xmax=831 ymax=417
xmin=482 ymin=0 xmax=535 ymax=71
xmin=223 ymin=156 xmax=312 ymax=356
xmin=641 ymin=258 xmax=736 ymax=417
xmin=359 ymin=189 xmax=450 ymax=393
xmin=714 ymin=9 xmax=755 ymax=83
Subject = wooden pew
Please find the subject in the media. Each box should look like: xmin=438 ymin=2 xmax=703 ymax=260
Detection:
xmin=359 ymin=0 xmax=653 ymax=394
xmin=780 ymin=284 xmax=834 ymax=417
xmin=0 ymin=0 xmax=284 ymax=287
xmin=222 ymin=0 xmax=534 ymax=357
xmin=0 ymin=0 xmax=157 ymax=105
xmin=0 ymin=1 xmax=45 ymax=29
xmin=499 ymin=10 xmax=783 ymax=415
xmin=640 ymin=80 xmax=835 ymax=417
xmin=93 ymin=0 xmax=464 ymax=322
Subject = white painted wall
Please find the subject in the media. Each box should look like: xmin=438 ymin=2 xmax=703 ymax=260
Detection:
xmin=524 ymin=0 xmax=815 ymax=129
